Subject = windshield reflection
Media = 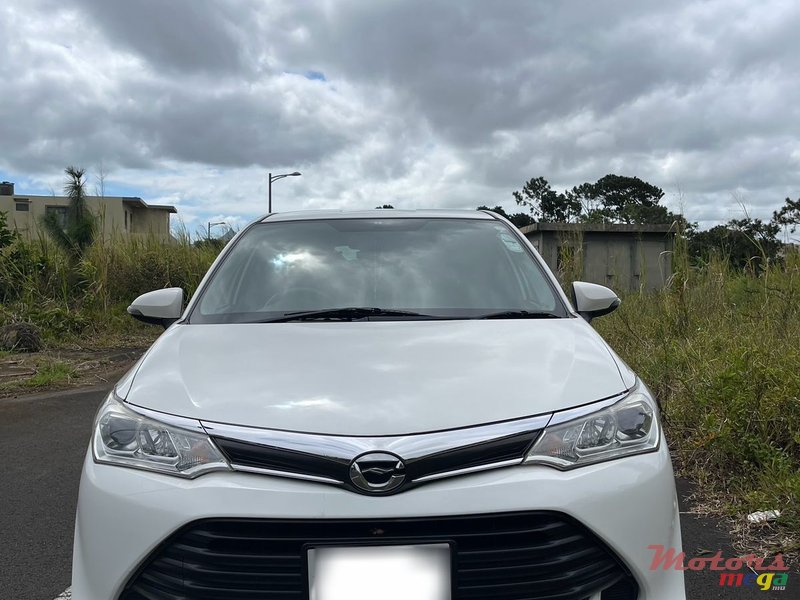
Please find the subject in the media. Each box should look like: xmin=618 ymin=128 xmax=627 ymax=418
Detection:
xmin=193 ymin=218 xmax=565 ymax=323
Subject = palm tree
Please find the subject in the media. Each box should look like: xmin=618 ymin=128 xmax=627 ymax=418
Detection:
xmin=41 ymin=166 xmax=96 ymax=258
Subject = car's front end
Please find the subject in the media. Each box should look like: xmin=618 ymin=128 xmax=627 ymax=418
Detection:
xmin=72 ymin=210 xmax=684 ymax=599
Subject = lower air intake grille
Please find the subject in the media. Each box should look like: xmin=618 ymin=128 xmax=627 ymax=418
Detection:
xmin=121 ymin=512 xmax=638 ymax=600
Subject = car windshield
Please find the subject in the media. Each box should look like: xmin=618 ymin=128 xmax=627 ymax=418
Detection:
xmin=191 ymin=217 xmax=566 ymax=323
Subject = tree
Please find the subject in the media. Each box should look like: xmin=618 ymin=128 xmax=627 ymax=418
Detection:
xmin=512 ymin=174 xmax=680 ymax=225
xmin=565 ymin=182 xmax=602 ymax=216
xmin=772 ymin=197 xmax=800 ymax=233
xmin=477 ymin=205 xmax=535 ymax=228
xmin=581 ymin=175 xmax=673 ymax=224
xmin=375 ymin=204 xmax=394 ymax=209
xmin=688 ymin=217 xmax=782 ymax=269
xmin=41 ymin=166 xmax=96 ymax=258
xmin=512 ymin=177 xmax=581 ymax=222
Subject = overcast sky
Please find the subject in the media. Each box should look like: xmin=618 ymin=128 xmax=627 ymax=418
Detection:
xmin=1 ymin=0 xmax=799 ymax=233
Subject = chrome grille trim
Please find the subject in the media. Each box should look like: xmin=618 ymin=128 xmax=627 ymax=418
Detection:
xmin=200 ymin=413 xmax=551 ymax=461
xmin=202 ymin=414 xmax=551 ymax=491
xmin=230 ymin=464 xmax=342 ymax=484
xmin=414 ymin=457 xmax=523 ymax=483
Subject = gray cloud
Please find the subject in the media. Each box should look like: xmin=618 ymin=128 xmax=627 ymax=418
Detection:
xmin=72 ymin=0 xmax=250 ymax=74
xmin=0 ymin=0 xmax=798 ymax=229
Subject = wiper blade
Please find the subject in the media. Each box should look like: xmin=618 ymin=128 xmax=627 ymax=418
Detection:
xmin=476 ymin=310 xmax=562 ymax=320
xmin=260 ymin=307 xmax=436 ymax=323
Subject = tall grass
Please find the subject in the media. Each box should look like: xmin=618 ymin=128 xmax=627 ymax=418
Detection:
xmin=596 ymin=249 xmax=800 ymax=538
xmin=556 ymin=229 xmax=585 ymax=293
xmin=0 ymin=232 xmax=219 ymax=340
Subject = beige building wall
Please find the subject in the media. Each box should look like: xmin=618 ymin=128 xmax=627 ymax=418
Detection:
xmin=129 ymin=204 xmax=173 ymax=238
xmin=0 ymin=193 xmax=176 ymax=242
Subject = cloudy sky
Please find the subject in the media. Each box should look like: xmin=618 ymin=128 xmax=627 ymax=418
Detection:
xmin=1 ymin=0 xmax=799 ymax=234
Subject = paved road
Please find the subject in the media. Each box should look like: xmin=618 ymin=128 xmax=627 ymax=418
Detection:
xmin=0 ymin=386 xmax=107 ymax=600
xmin=677 ymin=479 xmax=794 ymax=598
xmin=1 ymin=385 xmax=794 ymax=599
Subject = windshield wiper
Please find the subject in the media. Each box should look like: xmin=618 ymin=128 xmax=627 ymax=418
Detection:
xmin=476 ymin=310 xmax=562 ymax=320
xmin=259 ymin=307 xmax=437 ymax=323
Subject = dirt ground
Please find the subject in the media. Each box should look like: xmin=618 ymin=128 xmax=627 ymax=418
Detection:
xmin=0 ymin=347 xmax=145 ymax=398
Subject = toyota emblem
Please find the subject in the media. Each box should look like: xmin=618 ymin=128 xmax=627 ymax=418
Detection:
xmin=349 ymin=452 xmax=406 ymax=494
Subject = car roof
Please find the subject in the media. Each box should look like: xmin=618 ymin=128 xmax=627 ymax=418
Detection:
xmin=261 ymin=209 xmax=496 ymax=222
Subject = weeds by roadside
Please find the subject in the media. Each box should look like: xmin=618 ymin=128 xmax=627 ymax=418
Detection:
xmin=24 ymin=361 xmax=76 ymax=388
xmin=596 ymin=251 xmax=800 ymax=554
xmin=0 ymin=349 xmax=147 ymax=396
xmin=0 ymin=231 xmax=218 ymax=347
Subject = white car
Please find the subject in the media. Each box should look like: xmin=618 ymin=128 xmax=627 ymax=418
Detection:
xmin=73 ymin=209 xmax=685 ymax=599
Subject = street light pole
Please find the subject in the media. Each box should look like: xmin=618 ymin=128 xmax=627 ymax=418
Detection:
xmin=268 ymin=171 xmax=302 ymax=213
xmin=207 ymin=221 xmax=226 ymax=240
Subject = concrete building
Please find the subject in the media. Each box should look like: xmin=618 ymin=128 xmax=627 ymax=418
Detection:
xmin=0 ymin=181 xmax=176 ymax=242
xmin=520 ymin=222 xmax=675 ymax=291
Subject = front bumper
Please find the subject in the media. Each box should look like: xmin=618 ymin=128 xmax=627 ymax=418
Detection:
xmin=72 ymin=436 xmax=685 ymax=599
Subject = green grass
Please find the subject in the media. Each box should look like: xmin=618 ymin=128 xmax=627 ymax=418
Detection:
xmin=23 ymin=361 xmax=76 ymax=388
xmin=595 ymin=253 xmax=800 ymax=543
xmin=0 ymin=231 xmax=219 ymax=346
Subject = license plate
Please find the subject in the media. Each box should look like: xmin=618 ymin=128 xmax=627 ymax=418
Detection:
xmin=307 ymin=543 xmax=451 ymax=600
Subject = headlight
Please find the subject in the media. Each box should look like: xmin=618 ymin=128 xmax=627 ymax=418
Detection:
xmin=525 ymin=385 xmax=660 ymax=469
xmin=92 ymin=394 xmax=230 ymax=478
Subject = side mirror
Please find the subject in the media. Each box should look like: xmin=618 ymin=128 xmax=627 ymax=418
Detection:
xmin=572 ymin=281 xmax=620 ymax=322
xmin=127 ymin=288 xmax=184 ymax=329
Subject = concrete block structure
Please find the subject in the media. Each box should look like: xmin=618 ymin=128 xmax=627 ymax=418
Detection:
xmin=520 ymin=222 xmax=675 ymax=291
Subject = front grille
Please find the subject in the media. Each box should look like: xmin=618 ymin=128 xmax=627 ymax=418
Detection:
xmin=201 ymin=413 xmax=550 ymax=494
xmin=213 ymin=429 xmax=538 ymax=492
xmin=121 ymin=512 xmax=638 ymax=600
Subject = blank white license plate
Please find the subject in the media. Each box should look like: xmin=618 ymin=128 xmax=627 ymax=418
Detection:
xmin=308 ymin=544 xmax=451 ymax=600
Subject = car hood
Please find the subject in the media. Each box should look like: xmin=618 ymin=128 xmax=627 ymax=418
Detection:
xmin=120 ymin=319 xmax=629 ymax=436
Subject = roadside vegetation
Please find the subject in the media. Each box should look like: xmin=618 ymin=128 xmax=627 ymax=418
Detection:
xmin=23 ymin=360 xmax=76 ymax=388
xmin=0 ymin=210 xmax=219 ymax=348
xmin=0 ymin=230 xmax=219 ymax=344
xmin=597 ymin=251 xmax=800 ymax=553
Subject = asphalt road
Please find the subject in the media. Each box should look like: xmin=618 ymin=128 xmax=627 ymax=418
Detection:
xmin=0 ymin=385 xmax=795 ymax=599
xmin=0 ymin=386 xmax=107 ymax=600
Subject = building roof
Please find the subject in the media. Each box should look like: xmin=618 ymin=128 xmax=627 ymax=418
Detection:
xmin=519 ymin=222 xmax=674 ymax=234
xmin=121 ymin=197 xmax=177 ymax=213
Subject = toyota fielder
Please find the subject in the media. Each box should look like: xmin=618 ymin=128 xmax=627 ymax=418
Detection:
xmin=72 ymin=209 xmax=685 ymax=599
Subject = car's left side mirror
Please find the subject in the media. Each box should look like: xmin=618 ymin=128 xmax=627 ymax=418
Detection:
xmin=572 ymin=281 xmax=621 ymax=322
xmin=127 ymin=287 xmax=184 ymax=329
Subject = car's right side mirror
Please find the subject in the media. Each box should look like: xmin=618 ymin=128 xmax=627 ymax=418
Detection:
xmin=127 ymin=287 xmax=184 ymax=329
xmin=572 ymin=281 xmax=621 ymax=323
